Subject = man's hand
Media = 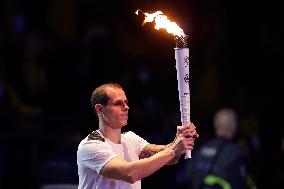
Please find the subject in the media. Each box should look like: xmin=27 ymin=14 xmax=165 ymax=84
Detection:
xmin=139 ymin=123 xmax=199 ymax=165
xmin=166 ymin=123 xmax=199 ymax=161
xmin=176 ymin=123 xmax=199 ymax=140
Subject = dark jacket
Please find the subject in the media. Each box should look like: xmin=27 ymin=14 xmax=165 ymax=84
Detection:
xmin=186 ymin=137 xmax=248 ymax=189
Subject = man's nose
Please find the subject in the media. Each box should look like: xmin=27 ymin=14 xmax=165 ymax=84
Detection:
xmin=123 ymin=103 xmax=129 ymax=110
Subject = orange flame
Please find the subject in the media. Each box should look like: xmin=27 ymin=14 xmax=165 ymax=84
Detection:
xmin=135 ymin=10 xmax=185 ymax=37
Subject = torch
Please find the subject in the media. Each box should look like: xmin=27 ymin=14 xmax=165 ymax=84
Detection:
xmin=174 ymin=35 xmax=191 ymax=158
xmin=136 ymin=10 xmax=191 ymax=158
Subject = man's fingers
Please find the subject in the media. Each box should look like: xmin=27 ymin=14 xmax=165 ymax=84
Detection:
xmin=177 ymin=126 xmax=183 ymax=132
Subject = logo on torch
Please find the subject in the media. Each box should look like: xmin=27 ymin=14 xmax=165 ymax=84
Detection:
xmin=184 ymin=56 xmax=189 ymax=66
xmin=184 ymin=74 xmax=189 ymax=84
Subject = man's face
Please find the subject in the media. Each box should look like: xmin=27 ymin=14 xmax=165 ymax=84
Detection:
xmin=101 ymin=87 xmax=129 ymax=128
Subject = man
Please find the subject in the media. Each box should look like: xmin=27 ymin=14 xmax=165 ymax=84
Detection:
xmin=77 ymin=83 xmax=198 ymax=189
xmin=183 ymin=107 xmax=249 ymax=189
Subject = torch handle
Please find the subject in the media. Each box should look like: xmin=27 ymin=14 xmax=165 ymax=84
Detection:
xmin=175 ymin=48 xmax=191 ymax=159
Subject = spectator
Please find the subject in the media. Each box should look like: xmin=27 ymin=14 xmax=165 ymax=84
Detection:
xmin=181 ymin=107 xmax=255 ymax=189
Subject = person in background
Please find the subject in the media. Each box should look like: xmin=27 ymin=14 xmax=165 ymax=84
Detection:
xmin=182 ymin=107 xmax=253 ymax=189
xmin=77 ymin=83 xmax=199 ymax=189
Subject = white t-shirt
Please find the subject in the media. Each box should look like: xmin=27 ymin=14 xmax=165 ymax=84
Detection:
xmin=77 ymin=130 xmax=149 ymax=189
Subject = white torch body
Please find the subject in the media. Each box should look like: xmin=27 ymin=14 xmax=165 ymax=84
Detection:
xmin=174 ymin=47 xmax=191 ymax=159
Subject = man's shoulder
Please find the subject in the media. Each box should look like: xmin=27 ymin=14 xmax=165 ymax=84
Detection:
xmin=77 ymin=131 xmax=111 ymax=154
xmin=87 ymin=130 xmax=105 ymax=142
xmin=122 ymin=131 xmax=141 ymax=141
xmin=122 ymin=130 xmax=136 ymax=136
xmin=78 ymin=131 xmax=106 ymax=148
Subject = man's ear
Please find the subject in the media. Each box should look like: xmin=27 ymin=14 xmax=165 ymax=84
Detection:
xmin=95 ymin=104 xmax=103 ymax=114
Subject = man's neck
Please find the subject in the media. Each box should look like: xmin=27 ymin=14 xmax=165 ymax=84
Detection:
xmin=99 ymin=125 xmax=122 ymax=144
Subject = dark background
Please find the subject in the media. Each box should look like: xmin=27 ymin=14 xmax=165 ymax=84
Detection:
xmin=0 ymin=0 xmax=283 ymax=188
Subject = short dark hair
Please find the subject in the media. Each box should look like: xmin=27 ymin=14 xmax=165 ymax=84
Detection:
xmin=90 ymin=83 xmax=123 ymax=114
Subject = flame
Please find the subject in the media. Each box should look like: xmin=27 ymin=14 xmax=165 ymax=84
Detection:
xmin=135 ymin=10 xmax=185 ymax=37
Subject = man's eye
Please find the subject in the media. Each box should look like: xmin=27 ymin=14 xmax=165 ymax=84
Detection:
xmin=114 ymin=101 xmax=128 ymax=107
xmin=115 ymin=102 xmax=123 ymax=106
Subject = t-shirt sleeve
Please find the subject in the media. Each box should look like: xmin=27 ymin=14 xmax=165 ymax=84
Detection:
xmin=126 ymin=131 xmax=149 ymax=155
xmin=78 ymin=141 xmax=118 ymax=174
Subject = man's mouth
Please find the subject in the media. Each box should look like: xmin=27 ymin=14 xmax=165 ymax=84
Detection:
xmin=122 ymin=114 xmax=128 ymax=118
